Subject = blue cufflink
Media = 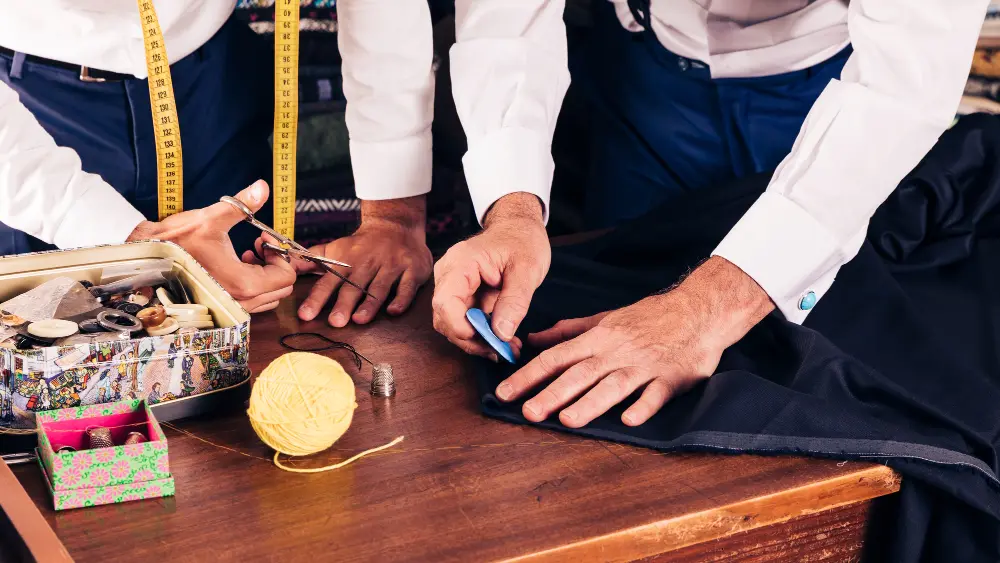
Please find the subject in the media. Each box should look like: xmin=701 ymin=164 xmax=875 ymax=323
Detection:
xmin=798 ymin=291 xmax=817 ymax=311
xmin=465 ymin=308 xmax=516 ymax=364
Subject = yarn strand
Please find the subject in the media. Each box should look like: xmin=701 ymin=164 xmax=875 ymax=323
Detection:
xmin=273 ymin=435 xmax=405 ymax=473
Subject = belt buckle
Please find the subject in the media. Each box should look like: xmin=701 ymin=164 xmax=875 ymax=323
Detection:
xmin=79 ymin=66 xmax=106 ymax=83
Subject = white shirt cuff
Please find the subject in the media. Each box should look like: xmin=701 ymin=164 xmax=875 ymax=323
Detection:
xmin=51 ymin=179 xmax=146 ymax=249
xmin=350 ymin=132 xmax=433 ymax=201
xmin=463 ymin=127 xmax=553 ymax=225
xmin=712 ymin=192 xmax=846 ymax=324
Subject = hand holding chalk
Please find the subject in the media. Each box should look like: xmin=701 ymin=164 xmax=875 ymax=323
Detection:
xmin=466 ymin=308 xmax=516 ymax=364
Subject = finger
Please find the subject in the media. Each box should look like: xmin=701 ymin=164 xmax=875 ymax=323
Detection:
xmin=298 ymin=272 xmax=344 ymax=321
xmin=223 ymin=248 xmax=297 ymax=303
xmin=528 ymin=314 xmax=607 ymax=349
xmin=237 ymin=284 xmax=295 ymax=313
xmin=561 ymin=367 xmax=648 ymax=428
xmin=495 ymin=332 xmax=595 ymax=405
xmin=446 ymin=334 xmax=501 ymax=361
xmin=622 ymin=378 xmax=676 ymax=426
xmin=353 ymin=268 xmax=401 ymax=324
xmin=329 ymin=266 xmax=378 ymax=328
xmin=523 ymin=356 xmax=610 ymax=423
xmin=478 ymin=287 xmax=501 ymax=316
xmin=288 ymin=242 xmax=329 ymax=275
xmin=431 ymin=260 xmax=483 ymax=342
xmin=491 ymin=262 xmax=541 ymax=342
xmin=204 ymin=180 xmax=270 ymax=230
xmin=509 ymin=336 xmax=523 ymax=359
xmin=387 ymin=270 xmax=426 ymax=316
xmin=246 ymin=300 xmax=281 ymax=314
xmin=241 ymin=250 xmax=262 ymax=266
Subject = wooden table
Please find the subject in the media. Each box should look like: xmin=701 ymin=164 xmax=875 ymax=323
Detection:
xmin=8 ymin=283 xmax=900 ymax=562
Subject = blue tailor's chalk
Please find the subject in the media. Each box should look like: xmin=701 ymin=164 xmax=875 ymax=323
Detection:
xmin=465 ymin=308 xmax=516 ymax=364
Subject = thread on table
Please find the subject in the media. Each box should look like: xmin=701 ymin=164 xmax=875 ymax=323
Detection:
xmin=279 ymin=332 xmax=368 ymax=369
xmin=247 ymin=351 xmax=403 ymax=473
xmin=280 ymin=332 xmax=396 ymax=398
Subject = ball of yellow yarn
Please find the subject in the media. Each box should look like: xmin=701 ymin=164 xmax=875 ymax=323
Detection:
xmin=247 ymin=352 xmax=357 ymax=457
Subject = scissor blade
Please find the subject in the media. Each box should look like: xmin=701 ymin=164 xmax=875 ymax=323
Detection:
xmin=318 ymin=263 xmax=381 ymax=303
xmin=302 ymin=253 xmax=352 ymax=269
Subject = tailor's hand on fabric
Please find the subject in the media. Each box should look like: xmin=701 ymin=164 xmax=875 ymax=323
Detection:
xmin=128 ymin=180 xmax=296 ymax=314
xmin=496 ymin=256 xmax=775 ymax=427
xmin=281 ymin=196 xmax=433 ymax=327
xmin=431 ymin=192 xmax=548 ymax=361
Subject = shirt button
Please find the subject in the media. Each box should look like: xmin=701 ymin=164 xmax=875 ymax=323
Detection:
xmin=677 ymin=58 xmax=690 ymax=71
xmin=798 ymin=291 xmax=817 ymax=311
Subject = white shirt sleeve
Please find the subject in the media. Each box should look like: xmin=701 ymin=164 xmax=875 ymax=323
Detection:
xmin=713 ymin=0 xmax=990 ymax=323
xmin=451 ymin=0 xmax=571 ymax=223
xmin=337 ymin=0 xmax=436 ymax=201
xmin=0 ymin=80 xmax=145 ymax=250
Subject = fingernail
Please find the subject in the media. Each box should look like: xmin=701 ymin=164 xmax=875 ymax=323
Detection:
xmin=251 ymin=181 xmax=264 ymax=203
xmin=495 ymin=319 xmax=515 ymax=340
xmin=524 ymin=401 xmax=540 ymax=417
xmin=496 ymin=382 xmax=513 ymax=400
xmin=622 ymin=411 xmax=635 ymax=425
xmin=299 ymin=306 xmax=312 ymax=317
xmin=331 ymin=313 xmax=346 ymax=326
xmin=562 ymin=409 xmax=577 ymax=422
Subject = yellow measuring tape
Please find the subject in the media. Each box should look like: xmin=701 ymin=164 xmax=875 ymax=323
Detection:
xmin=138 ymin=0 xmax=183 ymax=220
xmin=137 ymin=0 xmax=299 ymax=239
xmin=273 ymin=0 xmax=300 ymax=240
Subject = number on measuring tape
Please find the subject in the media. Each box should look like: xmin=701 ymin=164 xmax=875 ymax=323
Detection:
xmin=273 ymin=0 xmax=300 ymax=240
xmin=137 ymin=0 xmax=183 ymax=219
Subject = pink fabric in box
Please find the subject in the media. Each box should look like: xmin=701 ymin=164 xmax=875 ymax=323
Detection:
xmin=41 ymin=410 xmax=160 ymax=452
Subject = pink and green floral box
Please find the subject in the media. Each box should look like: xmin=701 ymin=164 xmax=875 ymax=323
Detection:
xmin=34 ymin=399 xmax=174 ymax=510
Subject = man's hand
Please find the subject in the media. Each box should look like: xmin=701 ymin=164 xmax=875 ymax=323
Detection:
xmin=127 ymin=180 xmax=296 ymax=313
xmin=495 ymin=257 xmax=775 ymax=427
xmin=432 ymin=193 xmax=550 ymax=360
xmin=279 ymin=196 xmax=433 ymax=327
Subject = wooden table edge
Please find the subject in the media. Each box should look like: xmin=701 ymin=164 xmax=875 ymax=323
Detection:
xmin=500 ymin=464 xmax=901 ymax=563
xmin=0 ymin=460 xmax=74 ymax=563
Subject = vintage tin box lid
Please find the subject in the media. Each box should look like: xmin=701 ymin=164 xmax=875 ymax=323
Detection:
xmin=0 ymin=240 xmax=249 ymax=324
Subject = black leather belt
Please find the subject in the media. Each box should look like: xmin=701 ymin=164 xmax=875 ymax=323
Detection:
xmin=0 ymin=46 xmax=130 ymax=82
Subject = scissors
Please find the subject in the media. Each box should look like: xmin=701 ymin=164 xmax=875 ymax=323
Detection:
xmin=220 ymin=196 xmax=380 ymax=302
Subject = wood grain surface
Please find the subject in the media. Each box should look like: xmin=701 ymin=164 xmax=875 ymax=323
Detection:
xmin=10 ymin=283 xmax=900 ymax=562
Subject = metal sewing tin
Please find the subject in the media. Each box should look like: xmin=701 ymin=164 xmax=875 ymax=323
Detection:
xmin=0 ymin=241 xmax=251 ymax=431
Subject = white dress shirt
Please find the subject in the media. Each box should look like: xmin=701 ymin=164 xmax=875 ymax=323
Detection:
xmin=0 ymin=1 xmax=233 ymax=250
xmin=339 ymin=0 xmax=989 ymax=322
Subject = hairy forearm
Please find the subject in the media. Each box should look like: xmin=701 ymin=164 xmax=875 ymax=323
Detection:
xmin=483 ymin=192 xmax=544 ymax=229
xmin=360 ymin=195 xmax=427 ymax=231
xmin=670 ymin=256 xmax=775 ymax=349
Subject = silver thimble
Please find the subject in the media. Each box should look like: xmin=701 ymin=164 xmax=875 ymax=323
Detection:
xmin=124 ymin=431 xmax=147 ymax=446
xmin=86 ymin=426 xmax=114 ymax=449
xmin=370 ymin=363 xmax=396 ymax=397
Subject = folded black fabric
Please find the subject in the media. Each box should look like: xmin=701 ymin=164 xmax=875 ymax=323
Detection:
xmin=476 ymin=114 xmax=1000 ymax=561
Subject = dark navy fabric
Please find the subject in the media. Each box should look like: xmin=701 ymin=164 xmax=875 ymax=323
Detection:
xmin=580 ymin=0 xmax=851 ymax=229
xmin=0 ymin=17 xmax=273 ymax=256
xmin=476 ymin=114 xmax=1000 ymax=562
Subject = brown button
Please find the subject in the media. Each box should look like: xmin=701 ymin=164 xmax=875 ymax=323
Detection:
xmin=136 ymin=305 xmax=167 ymax=329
